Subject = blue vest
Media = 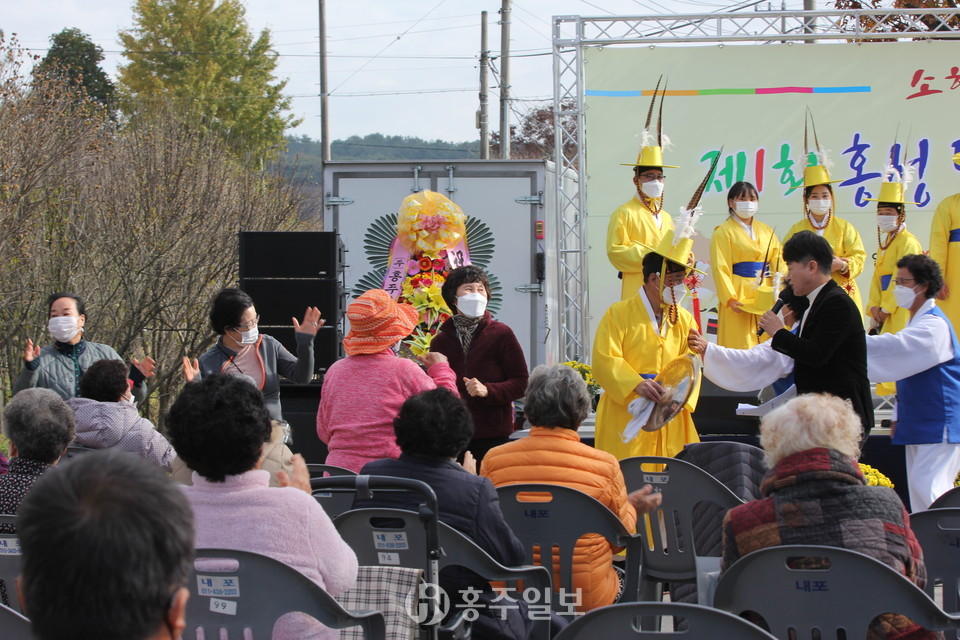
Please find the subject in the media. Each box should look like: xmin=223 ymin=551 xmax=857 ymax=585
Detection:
xmin=895 ymin=306 xmax=960 ymax=445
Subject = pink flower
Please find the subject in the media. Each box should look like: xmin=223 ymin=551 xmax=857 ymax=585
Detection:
xmin=419 ymin=214 xmax=444 ymax=232
xmin=407 ymin=260 xmax=421 ymax=276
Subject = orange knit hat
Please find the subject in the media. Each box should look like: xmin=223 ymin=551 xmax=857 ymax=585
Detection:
xmin=342 ymin=289 xmax=419 ymax=356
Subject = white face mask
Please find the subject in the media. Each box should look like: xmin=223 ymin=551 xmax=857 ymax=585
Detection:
xmin=640 ymin=179 xmax=665 ymax=199
xmin=807 ymin=198 xmax=832 ymax=215
xmin=877 ymin=214 xmax=900 ymax=233
xmin=237 ymin=327 xmax=259 ymax=345
xmin=48 ymin=316 xmax=80 ymax=343
xmin=122 ymin=393 xmax=136 ymax=406
xmin=457 ymin=292 xmax=487 ymax=318
xmin=733 ymin=201 xmax=758 ymax=219
xmin=893 ymin=284 xmax=919 ymax=309
xmin=665 ymin=282 xmax=687 ymax=307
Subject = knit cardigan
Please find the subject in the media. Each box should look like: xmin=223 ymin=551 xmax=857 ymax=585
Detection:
xmin=430 ymin=312 xmax=529 ymax=440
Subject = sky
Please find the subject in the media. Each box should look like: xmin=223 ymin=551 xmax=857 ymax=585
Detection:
xmin=4 ymin=0 xmax=812 ymax=143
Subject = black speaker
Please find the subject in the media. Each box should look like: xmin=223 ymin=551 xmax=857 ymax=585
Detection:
xmin=692 ymin=379 xmax=762 ymax=436
xmin=239 ymin=279 xmax=345 ymax=328
xmin=239 ymin=231 xmax=344 ymax=279
xmin=260 ymin=326 xmax=343 ymax=375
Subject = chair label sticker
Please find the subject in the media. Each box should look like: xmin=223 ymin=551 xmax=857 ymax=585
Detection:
xmin=209 ymin=598 xmax=238 ymax=615
xmin=378 ymin=552 xmax=401 ymax=565
xmin=0 ymin=538 xmax=21 ymax=555
xmin=197 ymin=575 xmax=240 ymax=598
xmin=373 ymin=531 xmax=409 ymax=550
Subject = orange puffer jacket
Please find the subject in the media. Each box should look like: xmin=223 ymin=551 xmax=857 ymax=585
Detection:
xmin=480 ymin=427 xmax=638 ymax=612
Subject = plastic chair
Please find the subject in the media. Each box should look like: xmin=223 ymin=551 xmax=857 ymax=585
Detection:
xmin=619 ymin=456 xmax=743 ymax=604
xmin=0 ymin=514 xmax=23 ymax=613
xmin=183 ymin=548 xmax=384 ymax=640
xmin=930 ymin=486 xmax=960 ymax=509
xmin=308 ymin=463 xmax=359 ymax=520
xmin=553 ymin=601 xmax=779 ymax=640
xmin=713 ymin=544 xmax=960 ymax=640
xmin=335 ymin=507 xmax=554 ymax=640
xmin=0 ymin=602 xmax=31 ymax=640
xmin=910 ymin=508 xmax=960 ymax=616
xmin=495 ymin=483 xmax=641 ymax=615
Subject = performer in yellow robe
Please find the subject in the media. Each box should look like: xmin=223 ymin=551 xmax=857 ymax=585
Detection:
xmin=593 ymin=251 xmax=701 ymax=460
xmin=929 ymin=158 xmax=960 ymax=331
xmin=710 ymin=181 xmax=782 ymax=349
xmin=866 ymin=179 xmax=923 ymax=396
xmin=783 ymin=166 xmax=866 ymax=314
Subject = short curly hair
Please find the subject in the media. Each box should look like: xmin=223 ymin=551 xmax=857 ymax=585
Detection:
xmin=898 ymin=254 xmax=943 ymax=300
xmin=441 ymin=265 xmax=490 ymax=314
xmin=166 ymin=374 xmax=272 ymax=482
xmin=524 ymin=364 xmax=591 ymax=430
xmin=394 ymin=389 xmax=473 ymax=459
xmin=760 ymin=393 xmax=861 ymax=467
xmin=78 ymin=359 xmax=130 ymax=402
xmin=209 ymin=288 xmax=255 ymax=335
xmin=4 ymin=388 xmax=75 ymax=463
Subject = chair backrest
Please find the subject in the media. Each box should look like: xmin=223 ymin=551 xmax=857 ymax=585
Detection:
xmin=553 ymin=601 xmax=779 ymax=640
xmin=495 ymin=483 xmax=634 ymax=611
xmin=0 ymin=602 xmax=31 ymax=640
xmin=930 ymin=487 xmax=960 ymax=509
xmin=713 ymin=544 xmax=960 ymax=640
xmin=308 ymin=464 xmax=359 ymax=520
xmin=183 ymin=548 xmax=385 ymax=640
xmin=619 ymin=456 xmax=743 ymax=583
xmin=0 ymin=514 xmax=23 ymax=613
xmin=910 ymin=507 xmax=960 ymax=613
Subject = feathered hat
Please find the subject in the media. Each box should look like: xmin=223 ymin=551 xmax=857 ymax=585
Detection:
xmin=621 ymin=75 xmax=679 ymax=169
xmin=865 ymin=137 xmax=920 ymax=206
xmin=640 ymin=149 xmax=723 ymax=276
xmin=802 ymin=108 xmax=841 ymax=187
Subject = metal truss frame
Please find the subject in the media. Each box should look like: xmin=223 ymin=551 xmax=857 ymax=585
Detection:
xmin=551 ymin=7 xmax=960 ymax=363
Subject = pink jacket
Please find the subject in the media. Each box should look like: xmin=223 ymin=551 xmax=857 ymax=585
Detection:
xmin=317 ymin=351 xmax=458 ymax=472
xmin=183 ymin=470 xmax=358 ymax=640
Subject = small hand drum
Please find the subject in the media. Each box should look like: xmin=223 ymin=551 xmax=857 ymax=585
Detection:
xmin=643 ymin=354 xmax=703 ymax=432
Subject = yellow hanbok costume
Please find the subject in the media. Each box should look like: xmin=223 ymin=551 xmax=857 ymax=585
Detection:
xmin=710 ymin=217 xmax=782 ymax=349
xmin=930 ymin=191 xmax=960 ymax=332
xmin=784 ymin=215 xmax=865 ymax=313
xmin=592 ymin=289 xmax=700 ymax=460
xmin=607 ymin=197 xmax=674 ymax=300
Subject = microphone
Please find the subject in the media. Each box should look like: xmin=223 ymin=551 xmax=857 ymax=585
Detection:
xmin=757 ymin=299 xmax=785 ymax=337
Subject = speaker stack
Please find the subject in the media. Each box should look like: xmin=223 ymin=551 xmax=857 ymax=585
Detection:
xmin=239 ymin=231 xmax=346 ymax=462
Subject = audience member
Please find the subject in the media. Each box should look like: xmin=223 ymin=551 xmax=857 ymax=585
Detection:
xmin=481 ymin=364 xmax=661 ymax=612
xmin=66 ymin=359 xmax=175 ymax=470
xmin=721 ymin=393 xmax=933 ymax=640
xmin=0 ymin=388 xmax=75 ymax=533
xmin=17 ymin=450 xmax=194 ymax=640
xmin=168 ymin=374 xmax=358 ymax=640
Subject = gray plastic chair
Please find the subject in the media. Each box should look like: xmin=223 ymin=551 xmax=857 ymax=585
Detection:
xmin=619 ymin=455 xmax=743 ymax=603
xmin=335 ymin=507 xmax=554 ymax=640
xmin=553 ymin=601 xmax=779 ymax=640
xmin=0 ymin=514 xmax=22 ymax=613
xmin=930 ymin=486 xmax=960 ymax=509
xmin=0 ymin=602 xmax=31 ymax=640
xmin=308 ymin=464 xmax=359 ymax=520
xmin=183 ymin=548 xmax=384 ymax=640
xmin=910 ymin=508 xmax=960 ymax=616
xmin=713 ymin=544 xmax=960 ymax=640
xmin=495 ymin=483 xmax=641 ymax=615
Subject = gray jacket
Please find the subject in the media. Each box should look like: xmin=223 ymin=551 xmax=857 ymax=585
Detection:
xmin=15 ymin=340 xmax=146 ymax=403
xmin=197 ymin=332 xmax=314 ymax=421
xmin=66 ymin=397 xmax=176 ymax=471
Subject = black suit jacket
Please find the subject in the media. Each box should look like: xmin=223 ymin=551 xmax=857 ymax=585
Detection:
xmin=771 ymin=279 xmax=874 ymax=434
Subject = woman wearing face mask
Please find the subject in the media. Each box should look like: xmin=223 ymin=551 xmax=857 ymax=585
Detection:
xmin=709 ymin=181 xmax=783 ymax=349
xmin=783 ymin=166 xmax=866 ymax=313
xmin=430 ymin=265 xmax=529 ymax=466
xmin=15 ymin=292 xmax=155 ymax=402
xmin=182 ymin=287 xmax=321 ymax=422
xmin=865 ymin=181 xmax=923 ymax=397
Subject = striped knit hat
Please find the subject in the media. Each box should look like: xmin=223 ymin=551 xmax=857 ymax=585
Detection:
xmin=342 ymin=289 xmax=419 ymax=356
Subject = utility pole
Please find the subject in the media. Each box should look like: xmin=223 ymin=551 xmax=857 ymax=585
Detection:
xmin=803 ymin=0 xmax=816 ymax=43
xmin=499 ymin=0 xmax=511 ymax=159
xmin=479 ymin=11 xmax=490 ymax=159
xmin=319 ymin=0 xmax=331 ymax=162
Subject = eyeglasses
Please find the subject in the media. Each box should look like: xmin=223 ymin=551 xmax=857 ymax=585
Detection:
xmin=638 ymin=172 xmax=666 ymax=182
xmin=894 ymin=278 xmax=915 ymax=286
xmin=235 ymin=315 xmax=260 ymax=332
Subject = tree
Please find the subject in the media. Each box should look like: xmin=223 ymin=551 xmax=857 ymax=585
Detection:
xmin=490 ymin=100 xmax=578 ymax=161
xmin=33 ymin=28 xmax=116 ymax=108
xmin=117 ymin=0 xmax=300 ymax=164
xmin=832 ymin=1 xmax=960 ymax=34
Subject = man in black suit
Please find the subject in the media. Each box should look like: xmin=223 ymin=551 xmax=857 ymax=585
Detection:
xmin=758 ymin=231 xmax=874 ymax=436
